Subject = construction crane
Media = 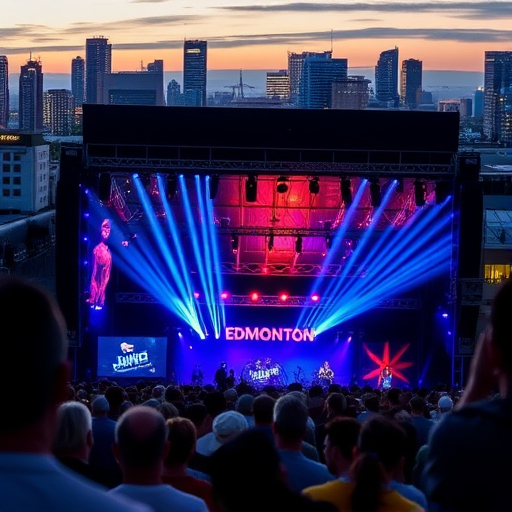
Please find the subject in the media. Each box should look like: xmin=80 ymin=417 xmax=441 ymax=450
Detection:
xmin=225 ymin=69 xmax=255 ymax=100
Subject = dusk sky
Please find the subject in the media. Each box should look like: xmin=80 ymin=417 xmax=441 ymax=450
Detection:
xmin=1 ymin=0 xmax=512 ymax=73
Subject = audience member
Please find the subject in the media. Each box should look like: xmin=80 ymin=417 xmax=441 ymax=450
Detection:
xmin=273 ymin=394 xmax=334 ymax=492
xmin=408 ymin=396 xmax=434 ymax=447
xmin=162 ymin=417 xmax=219 ymax=512
xmin=315 ymin=392 xmax=347 ymax=462
xmin=0 ymin=276 xmax=151 ymax=512
xmin=89 ymin=395 xmax=123 ymax=488
xmin=303 ymin=415 xmax=424 ymax=512
xmin=423 ymin=279 xmax=512 ymax=512
xmin=109 ymin=405 xmax=208 ymax=512
xmin=235 ymin=393 xmax=255 ymax=427
xmin=209 ymin=428 xmax=337 ymax=512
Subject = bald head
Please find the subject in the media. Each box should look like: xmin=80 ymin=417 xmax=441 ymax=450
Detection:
xmin=0 ymin=276 xmax=68 ymax=433
xmin=115 ymin=405 xmax=168 ymax=468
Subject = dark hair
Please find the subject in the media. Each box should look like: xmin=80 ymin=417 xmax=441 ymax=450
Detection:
xmin=350 ymin=416 xmax=407 ymax=512
xmin=252 ymin=394 xmax=276 ymax=425
xmin=203 ymin=391 xmax=227 ymax=417
xmin=164 ymin=417 xmax=196 ymax=466
xmin=325 ymin=392 xmax=347 ymax=417
xmin=325 ymin=416 xmax=361 ymax=460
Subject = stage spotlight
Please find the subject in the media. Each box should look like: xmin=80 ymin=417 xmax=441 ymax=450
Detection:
xmin=309 ymin=176 xmax=320 ymax=194
xmin=209 ymin=174 xmax=220 ymax=199
xmin=250 ymin=292 xmax=259 ymax=302
xmin=276 ymin=176 xmax=289 ymax=194
xmin=268 ymin=235 xmax=274 ymax=251
xmin=98 ymin=173 xmax=112 ymax=203
xmin=220 ymin=292 xmax=229 ymax=300
xmin=414 ymin=179 xmax=426 ymax=206
xmin=279 ymin=293 xmax=289 ymax=302
xmin=245 ymin=174 xmax=258 ymax=202
xmin=230 ymin=234 xmax=239 ymax=254
xmin=341 ymin=177 xmax=353 ymax=206
xmin=295 ymin=236 xmax=303 ymax=254
xmin=369 ymin=178 xmax=381 ymax=207
xmin=395 ymin=177 xmax=404 ymax=193
xmin=311 ymin=293 xmax=320 ymax=302
xmin=435 ymin=180 xmax=451 ymax=204
xmin=193 ymin=292 xmax=200 ymax=299
xmin=166 ymin=175 xmax=178 ymax=199
xmin=325 ymin=235 xmax=333 ymax=250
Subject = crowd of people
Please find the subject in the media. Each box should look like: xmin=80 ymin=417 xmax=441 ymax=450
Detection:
xmin=1 ymin=274 xmax=511 ymax=511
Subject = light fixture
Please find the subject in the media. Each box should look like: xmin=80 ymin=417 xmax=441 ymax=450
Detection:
xmin=268 ymin=234 xmax=274 ymax=251
xmin=250 ymin=292 xmax=259 ymax=302
xmin=98 ymin=173 xmax=112 ymax=203
xmin=341 ymin=177 xmax=353 ymax=206
xmin=395 ymin=177 xmax=404 ymax=193
xmin=230 ymin=234 xmax=239 ymax=254
xmin=209 ymin=174 xmax=220 ymax=199
xmin=166 ymin=175 xmax=177 ymax=199
xmin=279 ymin=293 xmax=288 ymax=302
xmin=369 ymin=178 xmax=381 ymax=207
xmin=435 ymin=180 xmax=451 ymax=204
xmin=311 ymin=293 xmax=320 ymax=302
xmin=295 ymin=236 xmax=303 ymax=254
xmin=276 ymin=176 xmax=289 ymax=194
xmin=309 ymin=176 xmax=320 ymax=194
xmin=245 ymin=174 xmax=258 ymax=202
xmin=414 ymin=179 xmax=426 ymax=206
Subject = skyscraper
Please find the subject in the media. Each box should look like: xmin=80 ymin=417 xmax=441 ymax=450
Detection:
xmin=0 ymin=56 xmax=8 ymax=128
xmin=473 ymin=86 xmax=484 ymax=118
xmin=71 ymin=56 xmax=85 ymax=107
xmin=375 ymin=47 xmax=399 ymax=107
xmin=19 ymin=56 xmax=43 ymax=132
xmin=298 ymin=54 xmax=348 ymax=109
xmin=85 ymin=37 xmax=112 ymax=104
xmin=400 ymin=59 xmax=422 ymax=109
xmin=483 ymin=51 xmax=512 ymax=145
xmin=44 ymin=89 xmax=75 ymax=136
xmin=167 ymin=79 xmax=183 ymax=106
xmin=288 ymin=51 xmax=332 ymax=107
xmin=266 ymin=70 xmax=289 ymax=100
xmin=183 ymin=40 xmax=207 ymax=107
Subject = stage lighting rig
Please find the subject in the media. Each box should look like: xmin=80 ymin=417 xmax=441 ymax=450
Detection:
xmin=414 ymin=179 xmax=427 ymax=206
xmin=369 ymin=178 xmax=381 ymax=207
xmin=245 ymin=174 xmax=258 ymax=202
xmin=209 ymin=174 xmax=220 ymax=199
xmin=276 ymin=176 xmax=289 ymax=194
xmin=295 ymin=236 xmax=303 ymax=254
xmin=309 ymin=176 xmax=320 ymax=195
xmin=341 ymin=177 xmax=352 ymax=206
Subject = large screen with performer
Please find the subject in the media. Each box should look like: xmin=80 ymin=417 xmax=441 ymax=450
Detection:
xmin=97 ymin=336 xmax=168 ymax=378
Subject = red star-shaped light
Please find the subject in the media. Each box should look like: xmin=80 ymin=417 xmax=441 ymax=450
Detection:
xmin=362 ymin=341 xmax=413 ymax=384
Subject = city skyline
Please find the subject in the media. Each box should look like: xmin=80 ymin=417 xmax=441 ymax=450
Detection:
xmin=1 ymin=1 xmax=512 ymax=74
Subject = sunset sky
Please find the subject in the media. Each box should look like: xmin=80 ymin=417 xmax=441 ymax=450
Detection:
xmin=1 ymin=0 xmax=512 ymax=73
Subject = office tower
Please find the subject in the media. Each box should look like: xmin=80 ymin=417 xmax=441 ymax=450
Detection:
xmin=483 ymin=51 xmax=512 ymax=144
xmin=460 ymin=98 xmax=472 ymax=118
xmin=438 ymin=100 xmax=460 ymax=113
xmin=298 ymin=54 xmax=348 ymax=109
xmin=375 ymin=47 xmax=399 ymax=107
xmin=167 ymin=79 xmax=183 ymax=106
xmin=103 ymin=70 xmax=165 ymax=106
xmin=332 ymin=76 xmax=371 ymax=110
xmin=0 ymin=56 xmax=8 ymax=128
xmin=183 ymin=40 xmax=207 ymax=107
xmin=400 ymin=59 xmax=422 ymax=109
xmin=85 ymin=36 xmax=112 ymax=104
xmin=71 ymin=56 xmax=85 ymax=107
xmin=288 ymin=51 xmax=332 ymax=106
xmin=19 ymin=56 xmax=44 ymax=132
xmin=266 ymin=70 xmax=289 ymax=99
xmin=147 ymin=59 xmax=164 ymax=73
xmin=473 ymin=87 xmax=484 ymax=117
xmin=44 ymin=89 xmax=75 ymax=135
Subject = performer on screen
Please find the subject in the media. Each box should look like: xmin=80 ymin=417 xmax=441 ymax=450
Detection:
xmin=87 ymin=219 xmax=112 ymax=310
xmin=379 ymin=365 xmax=393 ymax=390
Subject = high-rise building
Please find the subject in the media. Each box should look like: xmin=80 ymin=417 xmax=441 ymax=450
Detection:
xmin=167 ymin=79 xmax=184 ymax=106
xmin=71 ymin=56 xmax=85 ymax=107
xmin=332 ymin=75 xmax=371 ymax=110
xmin=473 ymin=87 xmax=484 ymax=118
xmin=460 ymin=98 xmax=473 ymax=118
xmin=19 ymin=56 xmax=44 ymax=132
xmin=288 ymin=51 xmax=332 ymax=106
xmin=375 ymin=47 xmax=399 ymax=107
xmin=147 ymin=59 xmax=164 ymax=73
xmin=85 ymin=37 xmax=112 ymax=104
xmin=298 ymin=54 xmax=348 ymax=109
xmin=0 ymin=56 xmax=8 ymax=128
xmin=183 ymin=40 xmax=207 ymax=107
xmin=483 ymin=51 xmax=512 ymax=145
xmin=44 ymin=89 xmax=75 ymax=135
xmin=103 ymin=69 xmax=165 ymax=106
xmin=400 ymin=59 xmax=422 ymax=109
xmin=266 ymin=70 xmax=289 ymax=100
xmin=438 ymin=100 xmax=460 ymax=113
